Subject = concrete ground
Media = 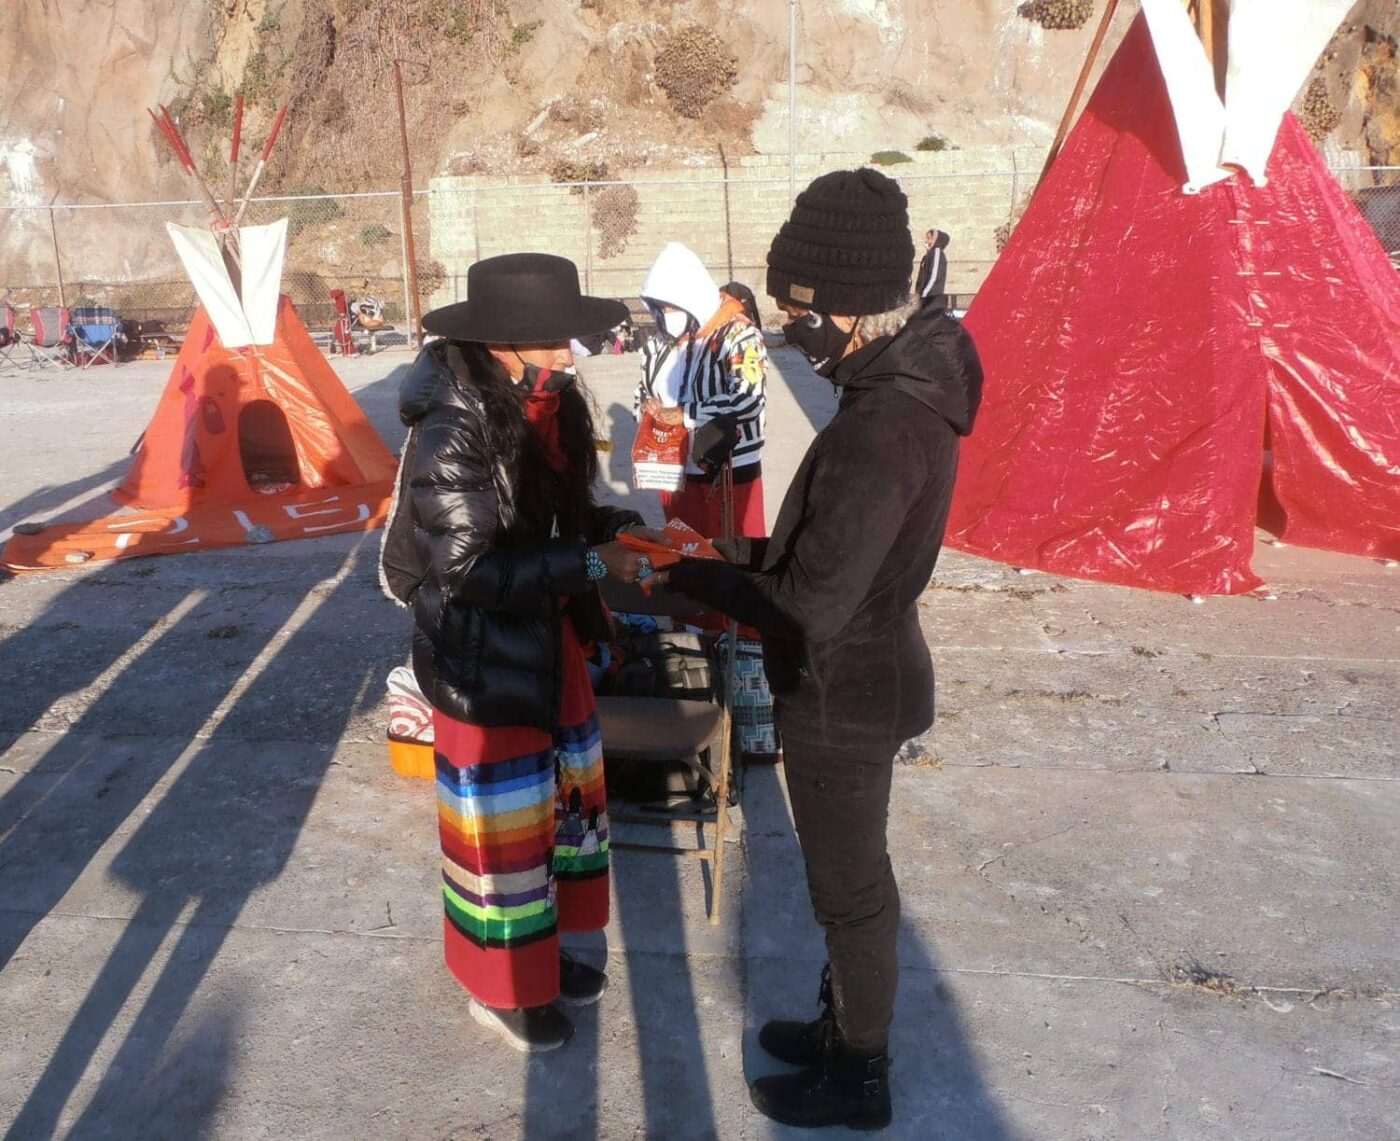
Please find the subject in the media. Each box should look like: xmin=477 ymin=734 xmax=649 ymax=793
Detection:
xmin=0 ymin=347 xmax=1396 ymax=1141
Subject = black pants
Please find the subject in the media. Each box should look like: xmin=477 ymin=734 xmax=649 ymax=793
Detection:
xmin=781 ymin=733 xmax=901 ymax=1052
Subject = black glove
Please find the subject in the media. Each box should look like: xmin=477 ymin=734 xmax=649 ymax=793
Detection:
xmin=692 ymin=414 xmax=741 ymax=474
xmin=713 ymin=537 xmax=749 ymax=565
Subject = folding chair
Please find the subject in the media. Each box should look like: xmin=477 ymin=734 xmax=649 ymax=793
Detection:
xmin=27 ymin=307 xmax=74 ymax=370
xmin=597 ymin=464 xmax=742 ymax=924
xmin=598 ymin=681 xmax=738 ymax=923
xmin=70 ymin=305 xmax=122 ymax=369
xmin=0 ymin=302 xmax=23 ymax=370
xmin=351 ymin=293 xmax=387 ymax=354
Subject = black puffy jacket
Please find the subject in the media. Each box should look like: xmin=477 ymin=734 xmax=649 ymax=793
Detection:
xmin=380 ymin=344 xmax=641 ymax=730
xmin=668 ymin=305 xmax=982 ymax=747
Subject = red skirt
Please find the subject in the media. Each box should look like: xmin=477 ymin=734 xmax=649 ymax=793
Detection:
xmin=433 ymin=623 xmax=609 ymax=1010
xmin=661 ymin=469 xmax=766 ymax=540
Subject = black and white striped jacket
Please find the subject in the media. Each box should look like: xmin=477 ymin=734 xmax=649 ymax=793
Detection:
xmin=635 ymin=318 xmax=767 ymax=475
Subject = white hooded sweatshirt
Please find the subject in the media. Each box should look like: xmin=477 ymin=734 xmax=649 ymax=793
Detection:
xmin=636 ymin=242 xmax=767 ymax=474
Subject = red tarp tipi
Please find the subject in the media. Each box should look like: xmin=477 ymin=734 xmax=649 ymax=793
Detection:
xmin=946 ymin=15 xmax=1400 ymax=595
xmin=3 ymin=297 xmax=397 ymax=571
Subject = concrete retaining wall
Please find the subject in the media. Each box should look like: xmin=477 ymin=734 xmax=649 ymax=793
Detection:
xmin=427 ymin=146 xmax=1049 ymax=318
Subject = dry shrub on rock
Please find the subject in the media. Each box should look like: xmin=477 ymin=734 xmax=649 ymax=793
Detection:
xmin=1018 ymin=0 xmax=1093 ymax=31
xmin=593 ymin=184 xmax=640 ymax=260
xmin=1300 ymin=77 xmax=1342 ymax=141
xmin=416 ymin=259 xmax=448 ymax=298
xmin=995 ymin=196 xmax=1032 ymax=254
xmin=656 ymin=26 xmax=738 ymax=118
xmin=994 ymin=218 xmax=1014 ymax=254
xmin=550 ymin=159 xmax=610 ymax=192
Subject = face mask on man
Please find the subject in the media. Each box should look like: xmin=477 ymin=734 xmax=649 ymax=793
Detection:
xmin=782 ymin=311 xmax=855 ymax=377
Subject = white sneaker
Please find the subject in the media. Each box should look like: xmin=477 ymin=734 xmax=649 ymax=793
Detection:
xmin=470 ymin=1000 xmax=574 ymax=1053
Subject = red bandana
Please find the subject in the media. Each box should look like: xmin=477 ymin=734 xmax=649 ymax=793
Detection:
xmin=521 ymin=367 xmax=569 ymax=473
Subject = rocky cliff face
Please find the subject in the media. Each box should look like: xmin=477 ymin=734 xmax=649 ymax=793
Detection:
xmin=2 ymin=0 xmax=1395 ymax=287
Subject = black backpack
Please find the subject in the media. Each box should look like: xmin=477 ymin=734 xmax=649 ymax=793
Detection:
xmin=608 ymin=630 xmax=713 ymax=702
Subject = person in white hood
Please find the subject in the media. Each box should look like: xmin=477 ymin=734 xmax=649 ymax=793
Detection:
xmin=635 ymin=242 xmax=768 ymax=538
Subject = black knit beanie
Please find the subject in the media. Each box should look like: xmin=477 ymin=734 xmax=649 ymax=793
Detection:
xmin=766 ymin=168 xmax=914 ymax=315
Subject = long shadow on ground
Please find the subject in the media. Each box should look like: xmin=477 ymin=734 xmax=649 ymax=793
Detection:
xmin=518 ymin=837 xmax=729 ymax=1140
xmin=0 ymin=459 xmax=130 ymax=540
xmin=2 ymin=367 xmax=409 ymax=1135
xmin=742 ymin=762 xmax=1017 ymax=1140
xmin=5 ymin=538 xmax=396 ymax=1139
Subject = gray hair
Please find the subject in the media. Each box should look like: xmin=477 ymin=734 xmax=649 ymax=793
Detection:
xmin=854 ymin=298 xmax=919 ymax=342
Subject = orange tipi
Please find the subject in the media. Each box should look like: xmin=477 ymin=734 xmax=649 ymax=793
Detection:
xmin=116 ymin=298 xmax=396 ymax=511
xmin=3 ymin=220 xmax=398 ymax=572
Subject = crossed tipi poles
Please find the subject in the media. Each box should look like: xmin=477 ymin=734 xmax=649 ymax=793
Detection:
xmin=146 ymin=98 xmax=289 ymax=279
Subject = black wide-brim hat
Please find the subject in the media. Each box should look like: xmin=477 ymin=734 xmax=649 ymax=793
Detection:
xmin=422 ymin=252 xmax=628 ymax=344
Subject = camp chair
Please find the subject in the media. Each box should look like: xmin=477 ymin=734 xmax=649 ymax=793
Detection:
xmin=27 ymin=307 xmax=73 ymax=370
xmin=597 ymin=466 xmax=742 ymax=925
xmin=70 ymin=305 xmax=122 ymax=369
xmin=328 ymin=289 xmax=356 ymax=356
xmin=351 ymin=293 xmax=387 ymax=354
xmin=0 ymin=302 xmax=22 ymax=370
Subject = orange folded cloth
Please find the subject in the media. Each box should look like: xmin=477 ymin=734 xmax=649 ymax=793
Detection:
xmin=618 ymin=520 xmax=722 ymax=590
xmin=619 ymin=519 xmax=722 ymax=562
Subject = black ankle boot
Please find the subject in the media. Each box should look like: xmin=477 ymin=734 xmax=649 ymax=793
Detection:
xmin=749 ymin=1029 xmax=892 ymax=1131
xmin=758 ymin=963 xmax=835 ymax=1067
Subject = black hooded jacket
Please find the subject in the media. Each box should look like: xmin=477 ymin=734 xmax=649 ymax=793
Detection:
xmin=915 ymin=231 xmax=951 ymax=307
xmin=380 ymin=343 xmax=641 ymax=730
xmin=668 ymin=304 xmax=982 ymax=747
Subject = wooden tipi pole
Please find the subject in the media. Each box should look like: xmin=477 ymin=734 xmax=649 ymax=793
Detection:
xmin=150 ymin=107 xmax=235 ymax=233
xmin=1035 ymin=0 xmax=1122 ymax=191
xmin=228 ymin=95 xmax=245 ymax=214
xmin=232 ymin=104 xmax=289 ymax=227
xmin=1198 ymin=0 xmax=1229 ymax=96
xmin=149 ymin=106 xmax=240 ymax=268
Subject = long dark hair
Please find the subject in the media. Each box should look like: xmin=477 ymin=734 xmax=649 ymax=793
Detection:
xmin=448 ymin=341 xmax=600 ymax=540
xmin=721 ymin=281 xmax=762 ymax=330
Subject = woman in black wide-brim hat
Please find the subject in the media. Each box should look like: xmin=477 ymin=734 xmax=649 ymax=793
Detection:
xmin=379 ymin=253 xmax=658 ymax=1053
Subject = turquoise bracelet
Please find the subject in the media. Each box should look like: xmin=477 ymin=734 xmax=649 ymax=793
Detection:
xmin=585 ymin=548 xmax=608 ymax=581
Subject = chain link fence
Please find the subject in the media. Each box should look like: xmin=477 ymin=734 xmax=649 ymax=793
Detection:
xmin=0 ymin=192 xmax=413 ymax=346
xmin=423 ymin=168 xmax=1028 ymax=322
xmin=1326 ymin=165 xmax=1400 ymax=269
xmin=2 ymin=164 xmax=1395 ymax=348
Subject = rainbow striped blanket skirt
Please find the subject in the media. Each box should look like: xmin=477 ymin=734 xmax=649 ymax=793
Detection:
xmin=434 ymin=626 xmax=610 ymax=1010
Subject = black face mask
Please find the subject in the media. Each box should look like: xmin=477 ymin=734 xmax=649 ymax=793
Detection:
xmin=516 ymin=360 xmax=577 ymax=395
xmin=782 ymin=311 xmax=855 ymax=377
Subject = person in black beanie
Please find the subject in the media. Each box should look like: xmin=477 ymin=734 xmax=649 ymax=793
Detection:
xmin=665 ymin=168 xmax=983 ymax=1130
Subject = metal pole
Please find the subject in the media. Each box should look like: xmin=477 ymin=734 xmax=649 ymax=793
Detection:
xmin=398 ymin=196 xmax=414 ymax=340
xmin=583 ymin=180 xmax=593 ymax=295
xmin=472 ymin=189 xmax=481 ymax=265
xmin=394 ymin=60 xmax=424 ymax=349
xmin=718 ymin=143 xmax=735 ymax=281
xmin=48 ymin=206 xmax=66 ymax=309
xmin=788 ymin=0 xmax=798 ymax=202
